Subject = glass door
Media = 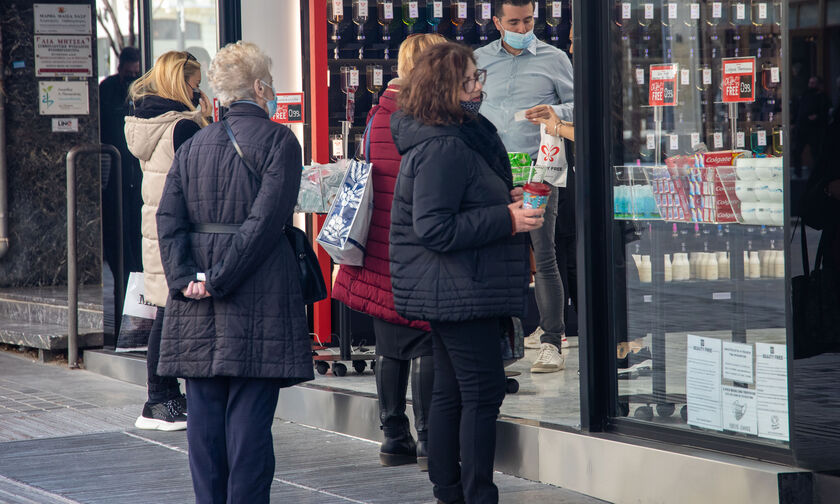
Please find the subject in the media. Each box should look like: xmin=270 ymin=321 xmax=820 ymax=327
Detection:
xmin=607 ymin=0 xmax=789 ymax=448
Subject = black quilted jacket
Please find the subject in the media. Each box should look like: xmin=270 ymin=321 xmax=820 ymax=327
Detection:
xmin=155 ymin=102 xmax=313 ymax=383
xmin=389 ymin=111 xmax=530 ymax=322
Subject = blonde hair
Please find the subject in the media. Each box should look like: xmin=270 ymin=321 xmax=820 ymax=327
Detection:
xmin=208 ymin=41 xmax=272 ymax=107
xmin=129 ymin=51 xmax=206 ymax=126
xmin=397 ymin=33 xmax=447 ymax=80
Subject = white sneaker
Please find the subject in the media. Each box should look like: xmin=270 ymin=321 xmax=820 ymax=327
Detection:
xmin=524 ymin=327 xmax=543 ymax=349
xmin=530 ymin=343 xmax=565 ymax=373
xmin=525 ymin=327 xmax=570 ymax=350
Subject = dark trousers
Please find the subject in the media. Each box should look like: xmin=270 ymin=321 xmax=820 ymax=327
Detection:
xmin=428 ymin=318 xmax=506 ymax=504
xmin=146 ymin=307 xmax=181 ymax=404
xmin=185 ymin=377 xmax=282 ymax=504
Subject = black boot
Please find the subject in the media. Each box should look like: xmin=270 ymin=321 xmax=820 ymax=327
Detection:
xmin=411 ymin=355 xmax=433 ymax=471
xmin=376 ymin=355 xmax=416 ymax=466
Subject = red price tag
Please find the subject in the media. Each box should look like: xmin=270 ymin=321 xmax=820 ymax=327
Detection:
xmin=270 ymin=92 xmax=305 ymax=124
xmin=648 ymin=63 xmax=679 ymax=107
xmin=722 ymin=57 xmax=756 ymax=103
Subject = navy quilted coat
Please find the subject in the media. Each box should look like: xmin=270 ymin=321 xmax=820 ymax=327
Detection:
xmin=389 ymin=111 xmax=530 ymax=322
xmin=156 ymin=102 xmax=313 ymax=384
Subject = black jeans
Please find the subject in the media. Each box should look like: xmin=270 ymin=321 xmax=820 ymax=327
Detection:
xmin=185 ymin=376 xmax=282 ymax=504
xmin=428 ymin=318 xmax=506 ymax=504
xmin=146 ymin=307 xmax=182 ymax=404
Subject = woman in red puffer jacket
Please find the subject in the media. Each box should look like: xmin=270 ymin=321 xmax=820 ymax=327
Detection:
xmin=332 ymin=33 xmax=446 ymax=472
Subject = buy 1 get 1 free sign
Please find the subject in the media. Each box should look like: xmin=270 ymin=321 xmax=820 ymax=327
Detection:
xmin=649 ymin=63 xmax=679 ymax=107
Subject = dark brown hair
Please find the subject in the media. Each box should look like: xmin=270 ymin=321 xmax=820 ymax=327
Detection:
xmin=398 ymin=42 xmax=475 ymax=126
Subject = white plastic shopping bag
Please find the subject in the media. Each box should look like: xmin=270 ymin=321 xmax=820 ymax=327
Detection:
xmin=316 ymin=158 xmax=374 ymax=266
xmin=535 ymin=123 xmax=568 ymax=187
xmin=115 ymin=272 xmax=157 ymax=352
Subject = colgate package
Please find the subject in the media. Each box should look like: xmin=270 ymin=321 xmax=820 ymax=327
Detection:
xmin=699 ymin=150 xmax=752 ymax=168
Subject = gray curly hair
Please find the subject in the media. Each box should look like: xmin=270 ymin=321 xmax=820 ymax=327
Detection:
xmin=208 ymin=41 xmax=272 ymax=106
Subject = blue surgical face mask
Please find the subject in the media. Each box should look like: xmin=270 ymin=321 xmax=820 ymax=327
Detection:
xmin=260 ymin=80 xmax=277 ymax=117
xmin=502 ymin=27 xmax=536 ymax=50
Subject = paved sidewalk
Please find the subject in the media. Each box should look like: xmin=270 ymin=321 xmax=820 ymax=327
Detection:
xmin=0 ymin=351 xmax=606 ymax=504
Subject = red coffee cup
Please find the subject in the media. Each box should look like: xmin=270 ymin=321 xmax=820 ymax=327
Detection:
xmin=522 ymin=182 xmax=550 ymax=209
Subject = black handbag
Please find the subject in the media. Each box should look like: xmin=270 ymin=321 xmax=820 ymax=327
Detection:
xmin=800 ymin=174 xmax=839 ymax=231
xmin=222 ymin=120 xmax=327 ymax=304
xmin=792 ymin=222 xmax=840 ymax=359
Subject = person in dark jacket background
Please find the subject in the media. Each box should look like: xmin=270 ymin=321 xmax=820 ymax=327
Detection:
xmin=390 ymin=43 xmax=544 ymax=504
xmin=100 ymin=47 xmax=143 ymax=289
xmin=156 ymin=41 xmax=313 ymax=504
xmin=333 ymin=32 xmax=446 ymax=471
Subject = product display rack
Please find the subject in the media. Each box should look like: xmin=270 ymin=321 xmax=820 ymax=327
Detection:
xmin=607 ymin=0 xmax=788 ymax=443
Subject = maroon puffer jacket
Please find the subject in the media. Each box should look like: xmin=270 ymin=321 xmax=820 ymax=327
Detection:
xmin=332 ymin=86 xmax=430 ymax=331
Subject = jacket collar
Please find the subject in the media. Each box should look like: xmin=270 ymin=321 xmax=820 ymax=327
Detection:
xmin=225 ymin=101 xmax=269 ymax=119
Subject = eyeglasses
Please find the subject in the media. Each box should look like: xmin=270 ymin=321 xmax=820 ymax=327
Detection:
xmin=463 ymin=68 xmax=487 ymax=93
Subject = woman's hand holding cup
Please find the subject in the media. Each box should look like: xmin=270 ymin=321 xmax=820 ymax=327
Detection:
xmin=510 ymin=187 xmax=524 ymax=202
xmin=508 ymin=199 xmax=545 ymax=233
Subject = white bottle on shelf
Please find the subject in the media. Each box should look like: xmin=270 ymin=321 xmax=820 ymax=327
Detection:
xmin=639 ymin=255 xmax=652 ymax=283
xmin=743 ymin=251 xmax=750 ymax=277
xmin=706 ymin=252 xmax=719 ymax=281
xmin=717 ymin=251 xmax=730 ymax=279
xmin=774 ymin=250 xmax=785 ymax=278
xmin=749 ymin=251 xmax=761 ymax=279
xmin=632 ymin=254 xmax=642 ymax=281
xmin=689 ymin=252 xmax=699 ymax=280
xmin=674 ymin=253 xmax=690 ymax=281
xmin=760 ymin=250 xmax=771 ymax=278
xmin=664 ymin=254 xmax=673 ymax=282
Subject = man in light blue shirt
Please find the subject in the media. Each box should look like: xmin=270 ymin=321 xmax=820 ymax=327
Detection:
xmin=475 ymin=0 xmax=574 ymax=374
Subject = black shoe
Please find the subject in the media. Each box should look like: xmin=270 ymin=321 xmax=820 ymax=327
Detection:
xmin=618 ymin=346 xmax=653 ymax=380
xmin=134 ymin=398 xmax=187 ymax=431
xmin=415 ymin=439 xmax=428 ymax=471
xmin=173 ymin=394 xmax=187 ymax=415
xmin=379 ymin=435 xmax=417 ymax=466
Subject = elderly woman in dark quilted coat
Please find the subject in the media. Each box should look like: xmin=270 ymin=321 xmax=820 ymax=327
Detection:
xmin=155 ymin=41 xmax=312 ymax=504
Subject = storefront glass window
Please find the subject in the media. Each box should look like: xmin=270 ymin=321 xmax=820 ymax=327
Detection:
xmin=150 ymin=0 xmax=218 ymax=102
xmin=608 ymin=0 xmax=789 ymax=446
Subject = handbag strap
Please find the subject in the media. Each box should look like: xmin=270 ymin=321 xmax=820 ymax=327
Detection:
xmin=223 ymin=119 xmax=262 ymax=182
xmin=353 ymin=108 xmax=379 ymax=162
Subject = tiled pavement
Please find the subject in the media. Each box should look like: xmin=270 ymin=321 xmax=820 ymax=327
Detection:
xmin=0 ymin=351 xmax=607 ymax=504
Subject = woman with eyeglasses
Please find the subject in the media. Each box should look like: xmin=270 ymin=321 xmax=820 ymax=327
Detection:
xmin=124 ymin=50 xmax=209 ymax=431
xmin=389 ymin=42 xmax=544 ymax=504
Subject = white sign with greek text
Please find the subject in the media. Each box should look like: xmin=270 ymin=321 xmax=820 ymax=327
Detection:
xmin=39 ymin=81 xmax=89 ymax=115
xmin=34 ymin=3 xmax=91 ymax=34
xmin=35 ymin=35 xmax=92 ymax=77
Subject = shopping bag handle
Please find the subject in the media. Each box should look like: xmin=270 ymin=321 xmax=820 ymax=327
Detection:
xmin=353 ymin=108 xmax=379 ymax=163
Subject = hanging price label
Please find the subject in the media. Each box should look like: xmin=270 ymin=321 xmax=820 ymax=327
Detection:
xmin=736 ymin=3 xmax=745 ymax=19
xmin=622 ymin=2 xmax=631 ymax=19
xmin=681 ymin=68 xmax=690 ymax=85
xmin=737 ymin=131 xmax=746 ymax=148
xmin=668 ymin=3 xmax=677 ymax=19
xmin=384 ymin=1 xmax=393 ymax=18
xmin=458 ymin=2 xmax=467 ymax=18
xmin=759 ymin=2 xmax=768 ymax=18
xmin=690 ymin=3 xmax=700 ymax=18
xmin=757 ymin=130 xmax=767 ymax=146
xmin=691 ymin=132 xmax=701 ymax=147
xmin=771 ymin=67 xmax=780 ymax=83
xmin=703 ymin=68 xmax=712 ymax=85
xmin=636 ymin=67 xmax=645 ymax=85
xmin=649 ymin=63 xmax=679 ymax=107
xmin=333 ymin=0 xmax=343 ymax=12
xmin=481 ymin=2 xmax=491 ymax=19
xmin=408 ymin=1 xmax=418 ymax=17
xmin=778 ymin=130 xmax=783 ymax=146
xmin=373 ymin=67 xmax=383 ymax=86
xmin=433 ymin=1 xmax=442 ymax=17
xmin=644 ymin=3 xmax=654 ymax=19
xmin=358 ymin=0 xmax=368 ymax=11
xmin=722 ymin=57 xmax=756 ymax=103
xmin=647 ymin=134 xmax=656 ymax=150
xmin=271 ymin=93 xmax=305 ymax=124
xmin=670 ymin=135 xmax=679 ymax=150
xmin=534 ymin=1 xmax=539 ymax=18
xmin=713 ymin=132 xmax=723 ymax=149
xmin=332 ymin=137 xmax=343 ymax=157
xmin=350 ymin=69 xmax=359 ymax=87
xmin=713 ymin=2 xmax=722 ymax=18
xmin=552 ymin=1 xmax=562 ymax=18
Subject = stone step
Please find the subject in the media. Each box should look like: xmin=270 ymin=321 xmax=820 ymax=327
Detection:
xmin=0 ymin=286 xmax=103 ymax=330
xmin=0 ymin=316 xmax=103 ymax=351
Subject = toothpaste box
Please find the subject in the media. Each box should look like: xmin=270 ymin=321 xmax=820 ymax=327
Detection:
xmin=701 ymin=150 xmax=752 ymax=168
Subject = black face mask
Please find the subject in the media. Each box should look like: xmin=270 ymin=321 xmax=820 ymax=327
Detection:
xmin=191 ymin=89 xmax=201 ymax=107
